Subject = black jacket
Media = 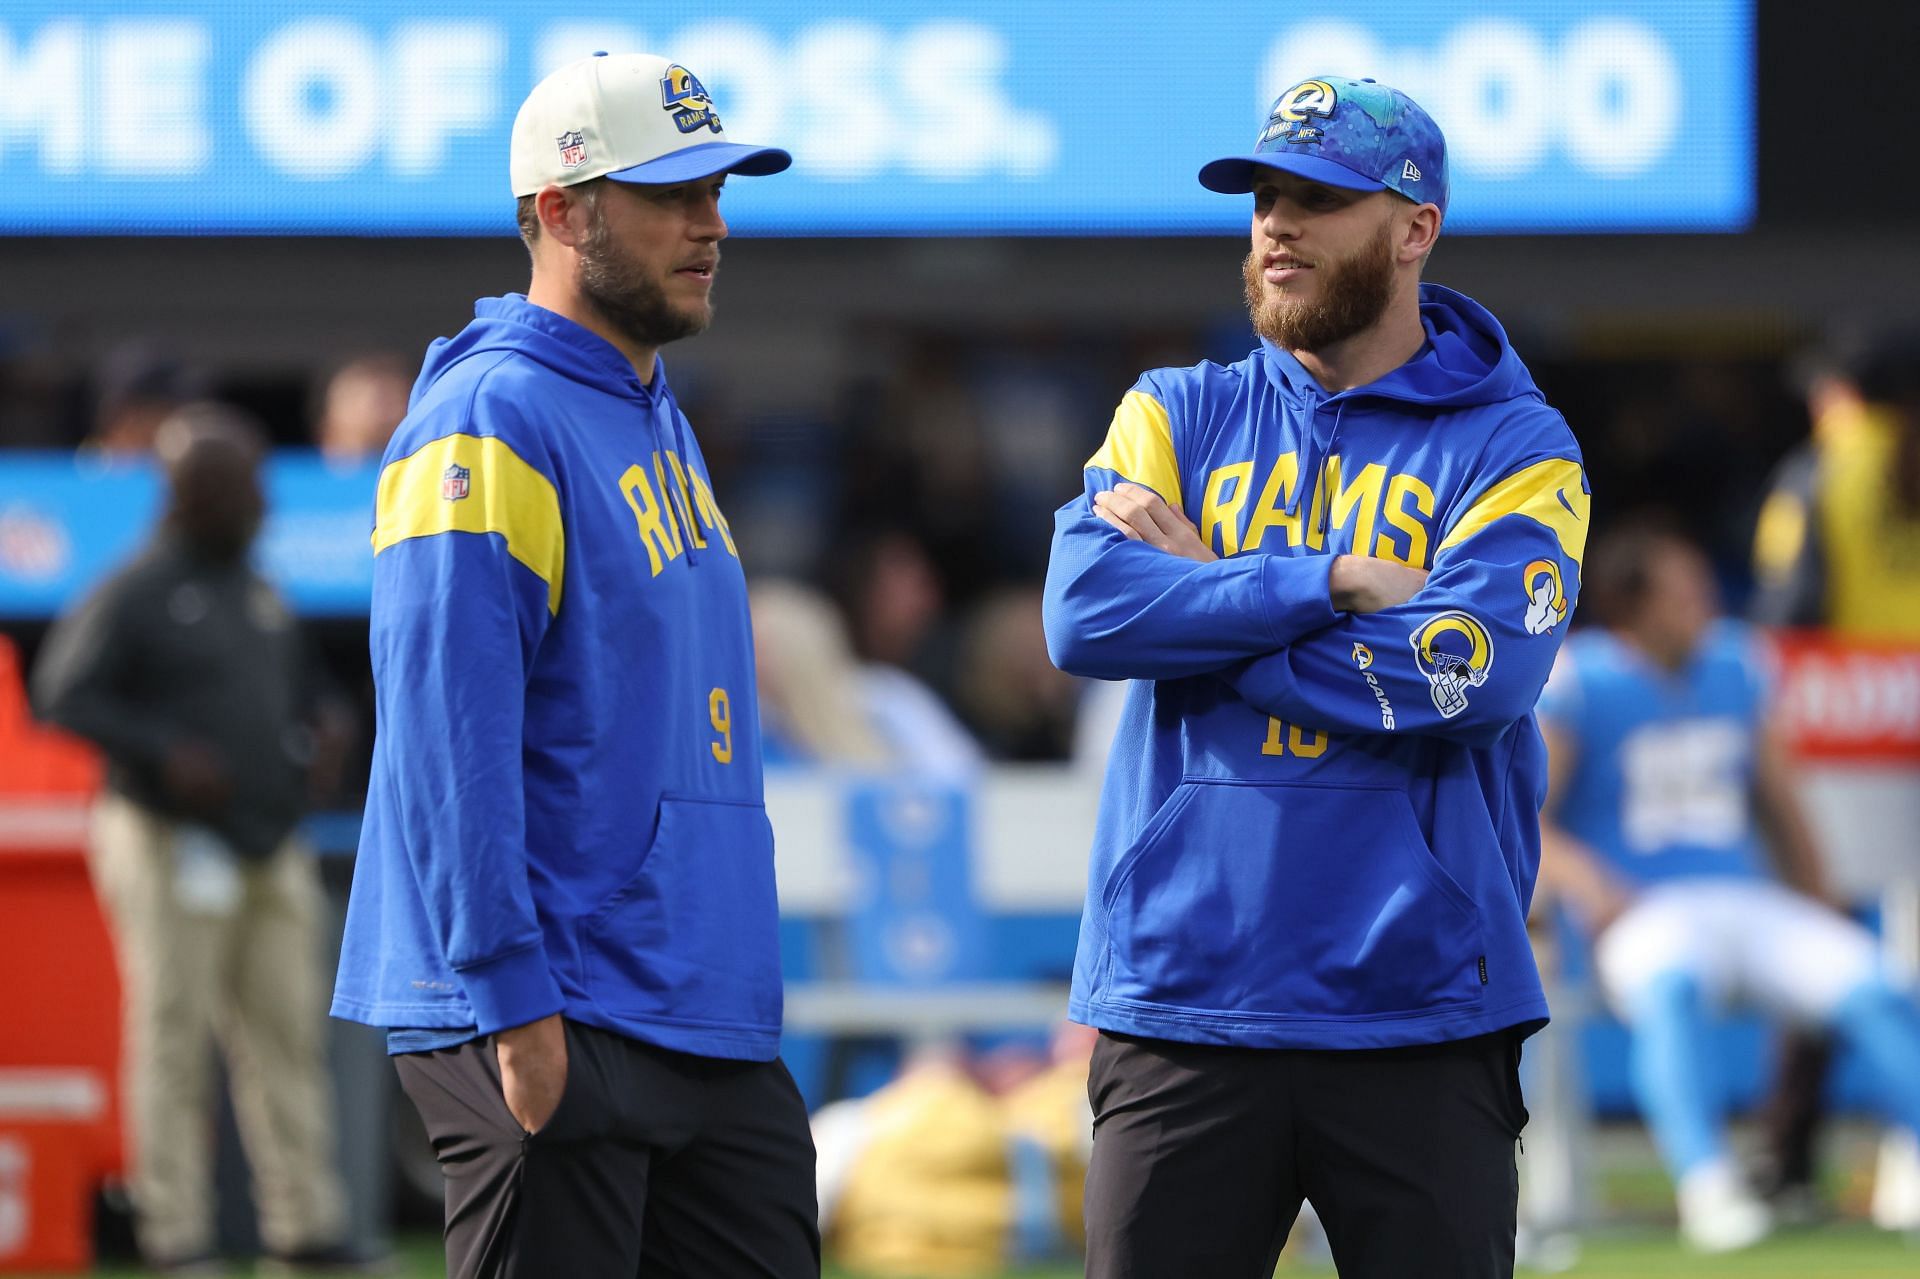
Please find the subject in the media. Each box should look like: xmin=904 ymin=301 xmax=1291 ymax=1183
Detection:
xmin=32 ymin=534 xmax=316 ymax=857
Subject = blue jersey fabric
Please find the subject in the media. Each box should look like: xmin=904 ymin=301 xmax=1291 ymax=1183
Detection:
xmin=331 ymin=294 xmax=782 ymax=1061
xmin=1538 ymin=623 xmax=1770 ymax=888
xmin=1044 ymin=284 xmax=1586 ymax=1050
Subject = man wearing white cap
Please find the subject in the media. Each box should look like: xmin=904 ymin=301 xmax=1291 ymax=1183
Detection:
xmin=332 ymin=54 xmax=818 ymax=1276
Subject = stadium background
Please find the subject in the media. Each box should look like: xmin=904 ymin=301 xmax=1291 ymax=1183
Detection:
xmin=3 ymin=0 xmax=1920 ymax=1274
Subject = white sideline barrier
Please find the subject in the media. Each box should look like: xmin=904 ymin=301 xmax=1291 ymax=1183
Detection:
xmin=764 ymin=765 xmax=1098 ymax=915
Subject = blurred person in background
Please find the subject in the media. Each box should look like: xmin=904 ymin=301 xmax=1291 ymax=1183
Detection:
xmin=1746 ymin=325 xmax=1920 ymax=1221
xmin=956 ymin=586 xmax=1078 ymax=761
xmin=84 ymin=345 xmax=206 ymax=457
xmin=750 ymin=577 xmax=981 ymax=781
xmin=1537 ymin=523 xmax=1920 ymax=1253
xmin=311 ymin=353 xmax=413 ymax=465
xmin=30 ymin=404 xmax=355 ymax=1271
xmin=811 ymin=1024 xmax=1097 ymax=1277
xmin=823 ymin=527 xmax=953 ymax=684
xmin=328 ymin=53 xmax=819 ymax=1277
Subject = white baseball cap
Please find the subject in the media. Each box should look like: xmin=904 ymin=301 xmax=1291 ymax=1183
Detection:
xmin=509 ymin=52 xmax=791 ymax=197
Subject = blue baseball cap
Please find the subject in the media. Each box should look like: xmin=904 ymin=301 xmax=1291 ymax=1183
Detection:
xmin=1198 ymin=76 xmax=1447 ymax=214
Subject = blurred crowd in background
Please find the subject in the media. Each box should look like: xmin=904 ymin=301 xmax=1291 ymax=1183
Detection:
xmin=1 ymin=312 xmax=1878 ymax=789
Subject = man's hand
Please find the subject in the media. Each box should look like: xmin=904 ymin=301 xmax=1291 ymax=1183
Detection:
xmin=161 ymin=739 xmax=233 ymax=817
xmin=495 ymin=1012 xmax=568 ymax=1135
xmin=1092 ymin=483 xmax=1218 ymax=563
xmin=1330 ymin=555 xmax=1429 ymax=614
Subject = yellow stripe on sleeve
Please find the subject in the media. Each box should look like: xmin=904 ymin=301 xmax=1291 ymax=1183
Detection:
xmin=1085 ymin=390 xmax=1181 ymax=505
xmin=1436 ymin=457 xmax=1589 ymax=567
xmin=373 ymin=433 xmax=565 ymax=614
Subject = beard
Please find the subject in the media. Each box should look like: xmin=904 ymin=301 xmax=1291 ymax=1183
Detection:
xmin=1243 ymin=217 xmax=1396 ymax=352
xmin=577 ymin=212 xmax=712 ymax=349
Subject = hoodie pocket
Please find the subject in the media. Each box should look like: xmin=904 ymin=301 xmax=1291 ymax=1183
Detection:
xmin=1102 ymin=780 xmax=1484 ymax=1020
xmin=581 ymin=794 xmax=782 ymax=1031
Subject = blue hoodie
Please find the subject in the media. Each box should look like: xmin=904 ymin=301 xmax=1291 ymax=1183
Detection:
xmin=332 ymin=294 xmax=782 ymax=1061
xmin=1044 ymin=284 xmax=1586 ymax=1049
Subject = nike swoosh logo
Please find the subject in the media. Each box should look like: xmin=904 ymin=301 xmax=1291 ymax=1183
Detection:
xmin=1556 ymin=487 xmax=1581 ymax=519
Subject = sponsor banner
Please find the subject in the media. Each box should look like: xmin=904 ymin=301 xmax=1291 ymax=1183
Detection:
xmin=0 ymin=0 xmax=1752 ymax=234
xmin=1769 ymin=630 xmax=1920 ymax=764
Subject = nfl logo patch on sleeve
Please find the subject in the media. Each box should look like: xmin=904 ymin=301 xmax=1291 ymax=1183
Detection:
xmin=442 ymin=463 xmax=471 ymax=501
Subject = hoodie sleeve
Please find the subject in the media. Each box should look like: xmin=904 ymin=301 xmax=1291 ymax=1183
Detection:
xmin=368 ymin=403 xmax=567 ymax=1035
xmin=1225 ymin=420 xmax=1588 ymax=748
xmin=1044 ymin=379 xmax=1340 ymax=681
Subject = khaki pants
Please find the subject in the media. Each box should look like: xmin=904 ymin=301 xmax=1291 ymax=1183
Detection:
xmin=88 ymin=793 xmax=347 ymax=1262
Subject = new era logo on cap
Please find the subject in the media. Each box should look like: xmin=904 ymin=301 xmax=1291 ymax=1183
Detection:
xmin=1402 ymin=159 xmax=1421 ymax=182
xmin=509 ymin=52 xmax=791 ymax=197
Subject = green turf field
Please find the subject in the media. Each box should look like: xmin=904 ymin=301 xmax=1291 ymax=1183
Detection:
xmin=37 ymin=1223 xmax=1916 ymax=1278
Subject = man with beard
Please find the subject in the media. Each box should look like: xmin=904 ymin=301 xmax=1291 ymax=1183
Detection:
xmin=331 ymin=53 xmax=818 ymax=1277
xmin=1043 ymin=77 xmax=1586 ymax=1278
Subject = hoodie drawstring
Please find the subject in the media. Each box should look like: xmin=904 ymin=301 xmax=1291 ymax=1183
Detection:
xmin=1282 ymin=401 xmax=1349 ymax=542
xmin=667 ymin=409 xmax=702 ymax=567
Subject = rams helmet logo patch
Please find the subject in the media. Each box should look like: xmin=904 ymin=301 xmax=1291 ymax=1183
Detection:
xmin=660 ymin=64 xmax=722 ymax=135
xmin=1522 ymin=559 xmax=1568 ymax=635
xmin=1410 ymin=610 xmax=1494 ymax=719
xmin=1259 ymin=79 xmax=1338 ymax=147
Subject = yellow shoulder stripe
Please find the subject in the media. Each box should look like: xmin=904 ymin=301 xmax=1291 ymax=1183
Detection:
xmin=373 ymin=433 xmax=564 ymax=614
xmin=1085 ymin=390 xmax=1181 ymax=505
xmin=1437 ymin=457 xmax=1589 ymax=567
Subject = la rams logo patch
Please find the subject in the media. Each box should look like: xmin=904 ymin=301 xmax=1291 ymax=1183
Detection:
xmin=1522 ymin=559 xmax=1567 ymax=635
xmin=556 ymin=130 xmax=588 ymax=169
xmin=660 ymin=64 xmax=722 ymax=135
xmin=1259 ymin=78 xmax=1337 ymax=148
xmin=1351 ymin=642 xmax=1374 ymax=670
xmin=1410 ymin=610 xmax=1494 ymax=719
xmin=442 ymin=464 xmax=471 ymax=502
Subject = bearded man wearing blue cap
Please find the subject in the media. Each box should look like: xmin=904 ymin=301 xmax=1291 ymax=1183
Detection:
xmin=332 ymin=53 xmax=819 ymax=1277
xmin=1044 ymin=77 xmax=1588 ymax=1277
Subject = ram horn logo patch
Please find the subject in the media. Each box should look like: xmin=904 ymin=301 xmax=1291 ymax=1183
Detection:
xmin=1410 ymin=610 xmax=1494 ymax=719
xmin=1522 ymin=559 xmax=1568 ymax=635
xmin=660 ymin=64 xmax=722 ymax=135
xmin=1258 ymin=78 xmax=1339 ymax=147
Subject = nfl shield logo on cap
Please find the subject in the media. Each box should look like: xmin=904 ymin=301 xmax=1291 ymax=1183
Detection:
xmin=442 ymin=464 xmax=471 ymax=502
xmin=556 ymin=130 xmax=588 ymax=170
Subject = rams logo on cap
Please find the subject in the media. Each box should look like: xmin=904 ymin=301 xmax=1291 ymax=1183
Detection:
xmin=1259 ymin=79 xmax=1338 ymax=147
xmin=1410 ymin=610 xmax=1494 ymax=719
xmin=661 ymin=64 xmax=722 ymax=135
xmin=1522 ymin=559 xmax=1568 ymax=635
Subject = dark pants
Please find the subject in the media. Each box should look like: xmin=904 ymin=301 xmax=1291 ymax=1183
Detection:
xmin=395 ymin=1020 xmax=820 ymax=1278
xmin=1083 ymin=1030 xmax=1528 ymax=1279
xmin=1758 ymin=1029 xmax=1834 ymax=1193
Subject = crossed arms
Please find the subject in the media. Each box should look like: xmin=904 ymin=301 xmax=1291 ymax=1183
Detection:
xmin=1043 ymin=453 xmax=1587 ymax=748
